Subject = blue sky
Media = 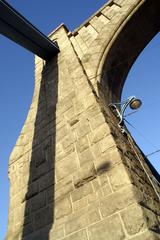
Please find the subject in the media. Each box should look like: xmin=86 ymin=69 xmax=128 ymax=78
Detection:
xmin=0 ymin=0 xmax=159 ymax=238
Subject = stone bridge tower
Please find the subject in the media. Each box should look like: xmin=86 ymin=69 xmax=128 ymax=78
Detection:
xmin=6 ymin=0 xmax=160 ymax=239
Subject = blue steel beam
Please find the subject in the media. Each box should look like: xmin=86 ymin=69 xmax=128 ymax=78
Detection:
xmin=0 ymin=0 xmax=59 ymax=60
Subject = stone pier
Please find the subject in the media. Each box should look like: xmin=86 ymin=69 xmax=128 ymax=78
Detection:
xmin=6 ymin=0 xmax=160 ymax=239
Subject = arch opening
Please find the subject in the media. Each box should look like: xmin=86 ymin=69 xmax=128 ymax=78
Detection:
xmin=122 ymin=31 xmax=160 ymax=174
xmin=98 ymin=0 xmax=160 ymax=106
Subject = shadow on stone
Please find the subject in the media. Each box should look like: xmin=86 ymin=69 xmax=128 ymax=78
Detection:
xmin=22 ymin=56 xmax=58 ymax=239
xmin=96 ymin=161 xmax=111 ymax=175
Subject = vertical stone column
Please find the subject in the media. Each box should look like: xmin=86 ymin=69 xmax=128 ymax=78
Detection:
xmin=7 ymin=44 xmax=59 ymax=239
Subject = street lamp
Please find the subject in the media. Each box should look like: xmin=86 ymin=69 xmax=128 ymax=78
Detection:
xmin=109 ymin=96 xmax=142 ymax=133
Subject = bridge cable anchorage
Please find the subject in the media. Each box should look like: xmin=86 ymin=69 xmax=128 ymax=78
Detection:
xmin=0 ymin=0 xmax=59 ymax=60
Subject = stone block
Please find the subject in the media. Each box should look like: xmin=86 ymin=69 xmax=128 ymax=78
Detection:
xmin=70 ymin=36 xmax=83 ymax=59
xmin=101 ymin=184 xmax=112 ymax=196
xmin=71 ymin=182 xmax=93 ymax=202
xmin=73 ymin=99 xmax=85 ymax=115
xmin=76 ymin=119 xmax=91 ymax=138
xmin=64 ymin=229 xmax=88 ymax=240
xmin=30 ymin=191 xmax=46 ymax=212
xmin=73 ymin=198 xmax=88 ymax=211
xmin=107 ymin=163 xmax=131 ymax=191
xmin=22 ymin=160 xmax=30 ymax=176
xmin=46 ymin=186 xmax=54 ymax=204
xmin=92 ymin=178 xmax=101 ymax=191
xmin=102 ymin=5 xmax=120 ymax=19
xmin=93 ymin=174 xmax=112 ymax=197
xmin=89 ymin=113 xmax=106 ymax=130
xmin=31 ymin=160 xmax=51 ymax=182
xmin=100 ymin=134 xmax=116 ymax=153
xmin=16 ymin=133 xmax=28 ymax=147
xmin=56 ymin=152 xmax=78 ymax=181
xmin=100 ymin=185 xmax=137 ymax=218
xmin=114 ymin=0 xmax=141 ymax=8
xmin=49 ymin=225 xmax=64 ymax=240
xmin=39 ymin=171 xmax=54 ymax=192
xmin=23 ymin=214 xmax=32 ymax=226
xmin=54 ymin=175 xmax=74 ymax=200
xmin=56 ymin=143 xmax=75 ymax=162
xmin=65 ymin=205 xmax=101 ymax=235
xmin=14 ymin=205 xmax=24 ymax=225
xmin=88 ymin=214 xmax=125 ymax=240
xmin=34 ymin=205 xmax=53 ymax=230
xmin=23 ymin=225 xmax=52 ymax=240
xmin=56 ymin=125 xmax=68 ymax=141
xmin=65 ymin=212 xmax=87 ymax=235
xmin=90 ymin=142 xmax=102 ymax=159
xmin=57 ymin=95 xmax=74 ymax=115
xmin=55 ymin=197 xmax=72 ymax=220
xmin=85 ymin=105 xmax=100 ymax=119
xmin=99 ymin=173 xmax=109 ymax=186
xmin=143 ymin=207 xmax=160 ymax=233
xmin=129 ymin=230 xmax=160 ymax=240
xmin=94 ymin=147 xmax=123 ymax=176
xmin=87 ymin=192 xmax=99 ymax=204
xmin=73 ymin=163 xmax=96 ymax=188
xmin=87 ymin=205 xmax=101 ymax=225
xmin=63 ymin=106 xmax=74 ymax=120
xmin=90 ymin=15 xmax=109 ymax=33
xmin=78 ymin=148 xmax=95 ymax=167
xmin=88 ymin=124 xmax=110 ymax=145
xmin=76 ymin=136 xmax=89 ymax=153
xmin=94 ymin=154 xmax=112 ymax=175
xmin=121 ymin=203 xmax=147 ymax=235
xmin=61 ymin=132 xmax=76 ymax=150
xmin=13 ymin=192 xmax=25 ymax=209
xmin=83 ymin=93 xmax=97 ymax=109
xmin=9 ymin=145 xmax=24 ymax=163
xmin=22 ymin=221 xmax=34 ymax=237
xmin=108 ymin=147 xmax=122 ymax=166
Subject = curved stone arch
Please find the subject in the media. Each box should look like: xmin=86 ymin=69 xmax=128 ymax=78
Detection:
xmin=90 ymin=0 xmax=160 ymax=178
xmin=80 ymin=0 xmax=143 ymax=83
xmin=79 ymin=0 xmax=160 ymax=189
xmin=81 ymin=0 xmax=160 ymax=104
xmin=97 ymin=0 xmax=160 ymax=105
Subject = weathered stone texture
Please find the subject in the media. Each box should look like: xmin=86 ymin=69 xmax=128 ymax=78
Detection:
xmin=62 ymin=230 xmax=88 ymax=240
xmin=88 ymin=214 xmax=125 ymax=240
xmin=6 ymin=0 xmax=160 ymax=240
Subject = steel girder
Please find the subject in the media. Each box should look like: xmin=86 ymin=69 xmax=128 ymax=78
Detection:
xmin=0 ymin=0 xmax=59 ymax=60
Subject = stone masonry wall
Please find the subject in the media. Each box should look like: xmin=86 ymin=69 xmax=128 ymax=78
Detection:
xmin=7 ymin=0 xmax=160 ymax=240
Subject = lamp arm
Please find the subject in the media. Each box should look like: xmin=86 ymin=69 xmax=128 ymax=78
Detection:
xmin=109 ymin=96 xmax=136 ymax=127
xmin=119 ymin=96 xmax=135 ymax=125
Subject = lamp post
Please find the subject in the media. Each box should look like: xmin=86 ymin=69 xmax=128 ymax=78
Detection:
xmin=109 ymin=96 xmax=142 ymax=133
xmin=109 ymin=97 xmax=160 ymax=198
